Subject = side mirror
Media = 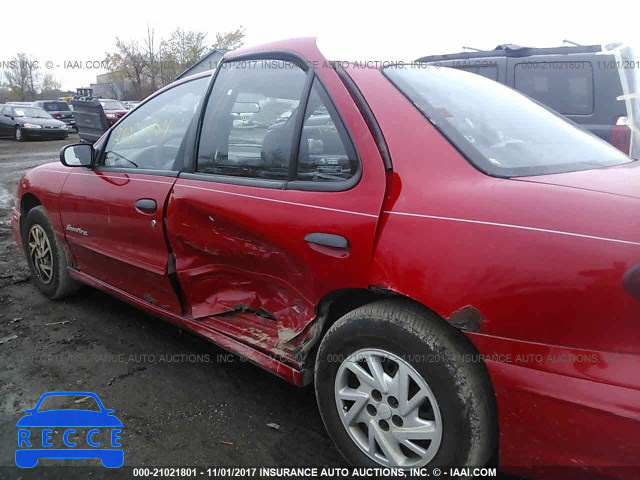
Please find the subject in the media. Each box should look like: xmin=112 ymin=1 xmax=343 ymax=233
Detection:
xmin=60 ymin=143 xmax=93 ymax=167
xmin=4 ymin=114 xmax=13 ymax=119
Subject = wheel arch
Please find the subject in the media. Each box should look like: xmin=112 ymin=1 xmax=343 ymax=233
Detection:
xmin=20 ymin=192 xmax=42 ymax=216
xmin=300 ymin=287 xmax=489 ymax=370
xmin=19 ymin=193 xmax=42 ymax=235
xmin=308 ymin=288 xmax=500 ymax=467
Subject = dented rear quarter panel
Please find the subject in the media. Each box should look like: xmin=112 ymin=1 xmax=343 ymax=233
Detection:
xmin=349 ymin=66 xmax=640 ymax=470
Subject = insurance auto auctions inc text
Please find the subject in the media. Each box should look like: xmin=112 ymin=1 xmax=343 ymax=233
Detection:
xmin=167 ymin=467 xmax=499 ymax=478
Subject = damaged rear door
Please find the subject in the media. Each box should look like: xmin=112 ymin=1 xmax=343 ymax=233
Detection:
xmin=166 ymin=56 xmax=387 ymax=360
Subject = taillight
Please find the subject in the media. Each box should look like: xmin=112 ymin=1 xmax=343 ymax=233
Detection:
xmin=54 ymin=113 xmax=61 ymax=119
xmin=610 ymin=116 xmax=631 ymax=155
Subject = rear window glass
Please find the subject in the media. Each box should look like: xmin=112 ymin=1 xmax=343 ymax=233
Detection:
xmin=384 ymin=65 xmax=632 ymax=177
xmin=514 ymin=62 xmax=594 ymax=115
xmin=100 ymin=100 xmax=125 ymax=110
xmin=42 ymin=101 xmax=70 ymax=112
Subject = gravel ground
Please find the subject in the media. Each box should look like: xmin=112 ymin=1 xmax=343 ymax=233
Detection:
xmin=0 ymin=136 xmax=519 ymax=479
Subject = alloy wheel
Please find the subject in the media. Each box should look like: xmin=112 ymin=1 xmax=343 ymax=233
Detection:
xmin=334 ymin=348 xmax=442 ymax=467
xmin=28 ymin=224 xmax=53 ymax=284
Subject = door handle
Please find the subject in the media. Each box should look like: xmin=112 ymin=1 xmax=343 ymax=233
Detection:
xmin=135 ymin=198 xmax=157 ymax=213
xmin=304 ymin=233 xmax=349 ymax=249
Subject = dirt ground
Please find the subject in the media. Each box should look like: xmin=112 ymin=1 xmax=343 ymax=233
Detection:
xmin=0 ymin=136 xmax=518 ymax=479
xmin=0 ymin=136 xmax=340 ymax=476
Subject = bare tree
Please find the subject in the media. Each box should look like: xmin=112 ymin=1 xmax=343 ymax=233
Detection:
xmin=212 ymin=26 xmax=246 ymax=51
xmin=106 ymin=39 xmax=146 ymax=98
xmin=101 ymin=26 xmax=247 ymax=96
xmin=143 ymin=25 xmax=160 ymax=91
xmin=25 ymin=60 xmax=40 ymax=99
xmin=40 ymin=72 xmax=62 ymax=95
xmin=5 ymin=53 xmax=33 ymax=101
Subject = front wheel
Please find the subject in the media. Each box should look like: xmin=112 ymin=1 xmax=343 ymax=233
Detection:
xmin=314 ymin=300 xmax=497 ymax=468
xmin=23 ymin=206 xmax=81 ymax=299
xmin=15 ymin=126 xmax=24 ymax=142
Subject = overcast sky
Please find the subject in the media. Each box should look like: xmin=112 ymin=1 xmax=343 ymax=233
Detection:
xmin=2 ymin=0 xmax=640 ymax=91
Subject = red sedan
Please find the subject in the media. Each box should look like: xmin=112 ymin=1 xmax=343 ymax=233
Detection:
xmin=11 ymin=38 xmax=640 ymax=477
xmin=98 ymin=99 xmax=129 ymax=125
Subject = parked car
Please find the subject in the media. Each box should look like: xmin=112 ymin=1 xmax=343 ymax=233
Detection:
xmin=0 ymin=104 xmax=69 ymax=141
xmin=417 ymin=43 xmax=640 ymax=159
xmin=32 ymin=100 xmax=76 ymax=130
xmin=98 ymin=99 xmax=128 ymax=125
xmin=11 ymin=38 xmax=640 ymax=478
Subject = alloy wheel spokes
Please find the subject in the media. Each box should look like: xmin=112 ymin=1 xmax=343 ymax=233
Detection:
xmin=334 ymin=348 xmax=442 ymax=467
xmin=28 ymin=225 xmax=54 ymax=284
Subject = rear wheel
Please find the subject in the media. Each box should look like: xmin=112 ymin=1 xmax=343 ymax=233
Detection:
xmin=315 ymin=300 xmax=496 ymax=468
xmin=23 ymin=206 xmax=81 ymax=299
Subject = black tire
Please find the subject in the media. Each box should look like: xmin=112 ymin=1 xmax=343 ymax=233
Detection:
xmin=315 ymin=300 xmax=497 ymax=469
xmin=15 ymin=126 xmax=24 ymax=142
xmin=22 ymin=206 xmax=81 ymax=299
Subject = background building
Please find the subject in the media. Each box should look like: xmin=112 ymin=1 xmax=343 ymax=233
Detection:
xmin=176 ymin=49 xmax=226 ymax=79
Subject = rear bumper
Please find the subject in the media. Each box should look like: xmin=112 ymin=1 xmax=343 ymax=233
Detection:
xmin=466 ymin=332 xmax=640 ymax=477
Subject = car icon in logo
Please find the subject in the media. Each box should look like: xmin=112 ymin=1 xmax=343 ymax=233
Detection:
xmin=16 ymin=391 xmax=123 ymax=468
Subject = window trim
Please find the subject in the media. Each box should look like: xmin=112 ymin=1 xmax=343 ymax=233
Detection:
xmin=289 ymin=75 xmax=362 ymax=191
xmin=333 ymin=62 xmax=392 ymax=170
xmin=92 ymin=166 xmax=180 ymax=178
xmin=189 ymin=52 xmax=363 ymax=192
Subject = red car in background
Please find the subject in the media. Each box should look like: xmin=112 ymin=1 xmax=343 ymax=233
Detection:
xmin=11 ymin=38 xmax=640 ymax=478
xmin=98 ymin=99 xmax=128 ymax=125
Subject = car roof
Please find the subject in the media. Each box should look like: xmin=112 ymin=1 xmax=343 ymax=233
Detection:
xmin=416 ymin=43 xmax=609 ymax=62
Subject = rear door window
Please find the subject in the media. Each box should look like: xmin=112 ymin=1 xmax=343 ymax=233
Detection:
xmin=514 ymin=62 xmax=594 ymax=115
xmin=296 ymin=78 xmax=358 ymax=182
xmin=197 ymin=60 xmax=307 ymax=180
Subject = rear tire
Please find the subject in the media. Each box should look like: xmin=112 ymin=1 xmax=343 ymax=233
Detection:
xmin=314 ymin=300 xmax=497 ymax=468
xmin=23 ymin=206 xmax=81 ymax=299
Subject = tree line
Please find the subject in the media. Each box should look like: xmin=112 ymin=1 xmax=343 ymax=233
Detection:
xmin=0 ymin=55 xmax=63 ymax=103
xmin=0 ymin=26 xmax=245 ymax=103
xmin=101 ymin=25 xmax=245 ymax=100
